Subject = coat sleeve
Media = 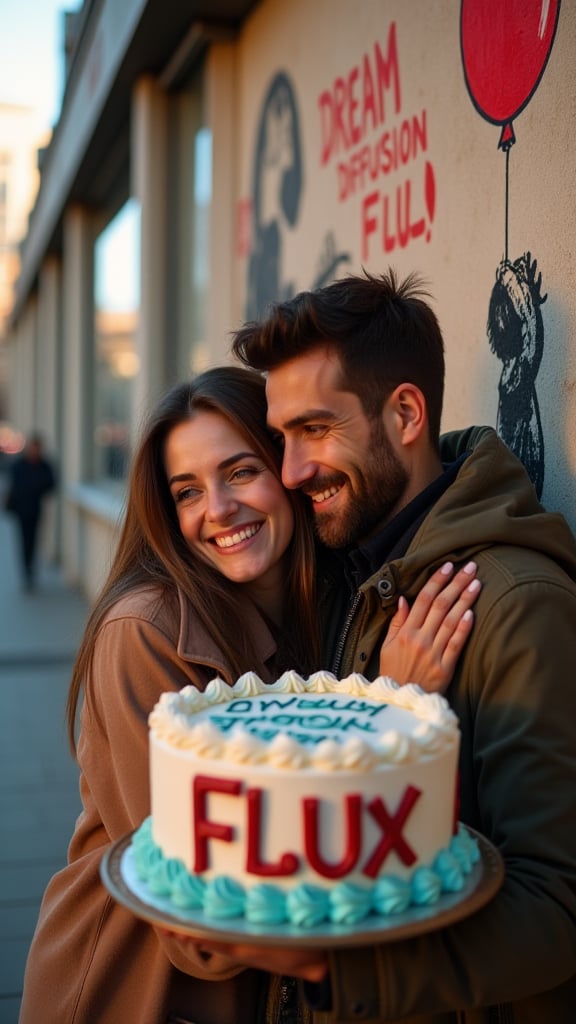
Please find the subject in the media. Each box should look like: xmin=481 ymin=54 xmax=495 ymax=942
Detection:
xmin=80 ymin=613 xmax=247 ymax=982
xmin=326 ymin=577 xmax=576 ymax=1021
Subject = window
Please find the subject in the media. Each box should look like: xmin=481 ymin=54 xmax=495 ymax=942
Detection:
xmin=167 ymin=64 xmax=212 ymax=378
xmin=0 ymin=152 xmax=10 ymax=245
xmin=93 ymin=198 xmax=140 ymax=482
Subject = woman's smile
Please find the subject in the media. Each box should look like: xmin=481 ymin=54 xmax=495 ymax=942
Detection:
xmin=210 ymin=520 xmax=263 ymax=549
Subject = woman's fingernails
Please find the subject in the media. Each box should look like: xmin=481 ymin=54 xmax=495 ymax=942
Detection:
xmin=463 ymin=561 xmax=477 ymax=574
xmin=441 ymin=562 xmax=454 ymax=575
xmin=467 ymin=579 xmax=482 ymax=593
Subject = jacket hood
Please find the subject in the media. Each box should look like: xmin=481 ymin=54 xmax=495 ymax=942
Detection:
xmin=396 ymin=425 xmax=576 ymax=585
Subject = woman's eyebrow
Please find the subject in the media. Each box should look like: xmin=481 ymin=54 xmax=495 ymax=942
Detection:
xmin=168 ymin=451 xmax=258 ymax=487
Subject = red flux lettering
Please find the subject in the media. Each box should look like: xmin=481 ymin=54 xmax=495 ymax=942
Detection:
xmin=193 ymin=776 xmax=241 ymax=871
xmin=193 ymin=775 xmax=421 ymax=879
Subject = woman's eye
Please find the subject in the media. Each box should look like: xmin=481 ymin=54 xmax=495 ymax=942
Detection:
xmin=174 ymin=487 xmax=201 ymax=504
xmin=230 ymin=466 xmax=260 ymax=482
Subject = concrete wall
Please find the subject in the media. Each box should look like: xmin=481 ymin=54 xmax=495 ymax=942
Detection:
xmin=234 ymin=0 xmax=575 ymax=521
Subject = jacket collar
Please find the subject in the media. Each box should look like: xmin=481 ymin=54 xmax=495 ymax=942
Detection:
xmin=347 ymin=453 xmax=469 ymax=583
xmin=176 ymin=586 xmax=278 ymax=677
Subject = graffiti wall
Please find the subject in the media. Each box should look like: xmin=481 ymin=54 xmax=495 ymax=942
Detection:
xmin=235 ymin=0 xmax=575 ymax=522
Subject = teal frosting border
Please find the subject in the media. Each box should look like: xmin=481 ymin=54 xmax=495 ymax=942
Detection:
xmin=131 ymin=818 xmax=480 ymax=929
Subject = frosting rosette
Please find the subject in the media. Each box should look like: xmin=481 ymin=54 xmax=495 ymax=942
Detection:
xmin=372 ymin=875 xmax=411 ymax=915
xmin=203 ymin=877 xmax=245 ymax=919
xmin=329 ymin=882 xmax=372 ymax=925
xmin=267 ymin=733 xmax=310 ymax=769
xmin=245 ymin=884 xmax=287 ymax=924
xmin=230 ymin=671 xmax=267 ymax=697
xmin=286 ymin=884 xmax=331 ymax=928
xmin=272 ymin=669 xmax=307 ymax=692
xmin=434 ymin=849 xmax=465 ymax=892
xmin=170 ymin=872 xmax=206 ymax=909
xmin=411 ymin=866 xmax=442 ymax=906
xmin=226 ymin=729 xmax=266 ymax=764
xmin=339 ymin=736 xmax=377 ymax=771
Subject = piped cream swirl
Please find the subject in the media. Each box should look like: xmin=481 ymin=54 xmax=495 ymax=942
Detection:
xmin=149 ymin=672 xmax=458 ymax=769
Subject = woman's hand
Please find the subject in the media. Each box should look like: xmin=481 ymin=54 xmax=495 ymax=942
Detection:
xmin=379 ymin=561 xmax=481 ymax=692
xmin=160 ymin=929 xmax=329 ymax=982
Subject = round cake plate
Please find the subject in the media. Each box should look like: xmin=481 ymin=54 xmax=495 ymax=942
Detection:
xmin=101 ymin=825 xmax=503 ymax=949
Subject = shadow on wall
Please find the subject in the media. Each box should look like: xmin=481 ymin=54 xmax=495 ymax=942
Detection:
xmin=533 ymin=289 xmax=573 ymax=517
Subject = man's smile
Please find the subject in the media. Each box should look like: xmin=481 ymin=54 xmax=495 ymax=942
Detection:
xmin=309 ymin=484 xmax=342 ymax=504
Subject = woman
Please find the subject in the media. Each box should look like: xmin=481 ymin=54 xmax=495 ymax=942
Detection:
xmin=19 ymin=367 xmax=479 ymax=1024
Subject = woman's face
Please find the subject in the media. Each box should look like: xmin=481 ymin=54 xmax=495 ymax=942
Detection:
xmin=164 ymin=411 xmax=294 ymax=592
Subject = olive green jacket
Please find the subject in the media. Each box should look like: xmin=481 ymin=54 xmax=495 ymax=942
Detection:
xmin=315 ymin=426 xmax=576 ymax=1024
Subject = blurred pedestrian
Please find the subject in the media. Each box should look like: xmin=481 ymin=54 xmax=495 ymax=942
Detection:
xmin=5 ymin=432 xmax=56 ymax=591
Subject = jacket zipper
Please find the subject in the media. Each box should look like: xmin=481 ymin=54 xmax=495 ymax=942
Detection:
xmin=330 ymin=590 xmax=363 ymax=676
xmin=489 ymin=1005 xmax=514 ymax=1024
xmin=265 ymin=974 xmax=312 ymax=1024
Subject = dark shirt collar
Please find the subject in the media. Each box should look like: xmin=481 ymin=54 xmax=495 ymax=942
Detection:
xmin=347 ymin=454 xmax=469 ymax=583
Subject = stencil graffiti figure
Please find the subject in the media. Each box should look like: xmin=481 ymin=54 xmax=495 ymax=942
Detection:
xmin=487 ymin=253 xmax=547 ymax=498
xmin=246 ymin=72 xmax=303 ymax=319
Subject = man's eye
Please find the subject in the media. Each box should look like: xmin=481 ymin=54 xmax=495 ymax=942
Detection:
xmin=303 ymin=424 xmax=327 ymax=437
xmin=270 ymin=432 xmax=285 ymax=449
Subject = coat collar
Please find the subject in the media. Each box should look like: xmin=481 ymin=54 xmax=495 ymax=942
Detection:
xmin=176 ymin=586 xmax=278 ymax=679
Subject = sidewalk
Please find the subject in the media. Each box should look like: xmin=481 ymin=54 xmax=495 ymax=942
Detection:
xmin=0 ymin=506 xmax=89 ymax=1024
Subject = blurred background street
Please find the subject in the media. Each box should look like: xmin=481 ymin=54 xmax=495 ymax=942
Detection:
xmin=0 ymin=494 xmax=88 ymax=1023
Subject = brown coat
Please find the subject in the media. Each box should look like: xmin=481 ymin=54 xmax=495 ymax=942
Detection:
xmin=19 ymin=585 xmax=278 ymax=1024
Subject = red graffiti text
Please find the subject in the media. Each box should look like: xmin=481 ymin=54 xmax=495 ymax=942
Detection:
xmin=361 ymin=161 xmax=436 ymax=261
xmin=338 ymin=110 xmax=427 ymax=201
xmin=318 ymin=23 xmax=401 ymax=166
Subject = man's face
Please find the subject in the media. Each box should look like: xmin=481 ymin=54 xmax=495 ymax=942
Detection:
xmin=265 ymin=347 xmax=409 ymax=547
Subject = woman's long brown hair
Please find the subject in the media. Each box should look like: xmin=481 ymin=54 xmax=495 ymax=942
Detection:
xmin=66 ymin=366 xmax=319 ymax=752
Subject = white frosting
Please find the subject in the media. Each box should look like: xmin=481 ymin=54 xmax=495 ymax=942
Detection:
xmin=149 ymin=672 xmax=458 ymax=768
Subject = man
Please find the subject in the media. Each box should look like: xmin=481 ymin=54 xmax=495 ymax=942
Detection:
xmin=198 ymin=269 xmax=576 ymax=1022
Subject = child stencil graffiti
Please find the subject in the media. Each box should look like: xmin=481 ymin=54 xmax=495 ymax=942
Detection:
xmin=487 ymin=253 xmax=546 ymax=498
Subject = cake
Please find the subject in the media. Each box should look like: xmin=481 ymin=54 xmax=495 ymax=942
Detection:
xmin=132 ymin=670 xmax=480 ymax=929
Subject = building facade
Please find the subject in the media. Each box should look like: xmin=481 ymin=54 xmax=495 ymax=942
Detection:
xmin=5 ymin=0 xmax=576 ymax=598
xmin=0 ymin=102 xmax=46 ymax=424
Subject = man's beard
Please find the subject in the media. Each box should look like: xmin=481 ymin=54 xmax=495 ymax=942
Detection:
xmin=311 ymin=419 xmax=409 ymax=548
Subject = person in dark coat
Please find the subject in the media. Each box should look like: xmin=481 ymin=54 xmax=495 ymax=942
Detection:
xmin=6 ymin=432 xmax=56 ymax=590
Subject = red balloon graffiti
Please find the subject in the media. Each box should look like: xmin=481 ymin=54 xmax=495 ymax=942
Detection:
xmin=461 ymin=0 xmax=561 ymax=149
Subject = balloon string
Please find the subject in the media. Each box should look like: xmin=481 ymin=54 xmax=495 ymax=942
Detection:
xmin=504 ymin=147 xmax=509 ymax=263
